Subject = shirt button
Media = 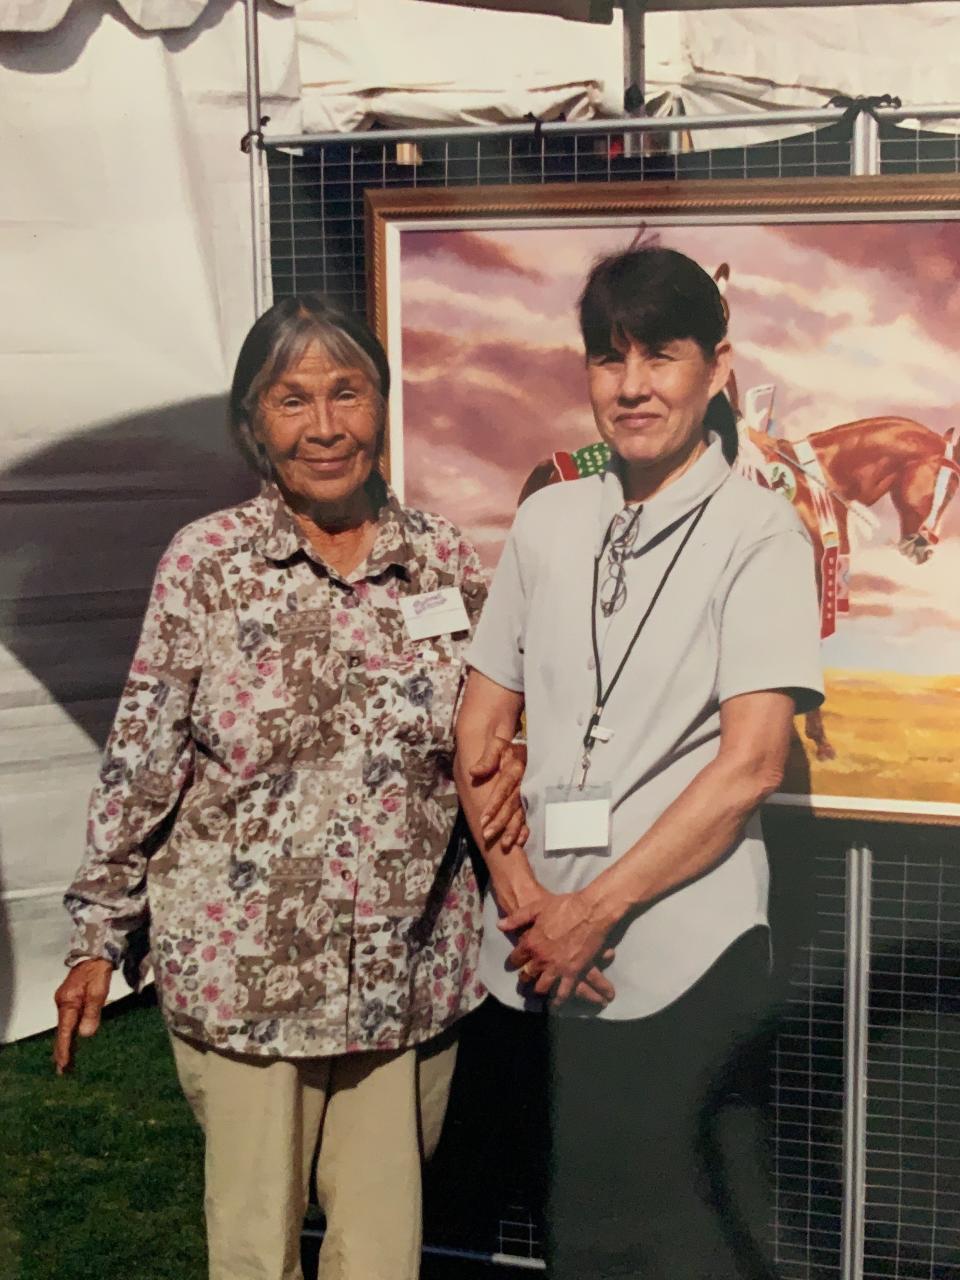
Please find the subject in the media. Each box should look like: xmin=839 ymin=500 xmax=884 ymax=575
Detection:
xmin=586 ymin=656 xmax=595 ymax=670
xmin=348 ymin=655 xmax=361 ymax=668
xmin=350 ymin=724 xmax=361 ymax=736
xmin=576 ymin=712 xmax=584 ymax=727
xmin=346 ymin=793 xmax=358 ymax=805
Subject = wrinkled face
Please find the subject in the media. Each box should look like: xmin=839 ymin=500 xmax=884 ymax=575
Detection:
xmin=254 ymin=340 xmax=383 ymax=509
xmin=587 ymin=336 xmax=731 ymax=472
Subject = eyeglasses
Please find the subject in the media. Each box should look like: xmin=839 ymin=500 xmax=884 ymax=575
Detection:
xmin=599 ymin=508 xmax=642 ymax=617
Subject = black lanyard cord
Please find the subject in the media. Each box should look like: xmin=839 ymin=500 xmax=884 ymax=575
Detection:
xmin=584 ymin=494 xmax=714 ymax=753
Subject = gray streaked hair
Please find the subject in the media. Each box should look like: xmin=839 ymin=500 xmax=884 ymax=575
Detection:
xmin=228 ymin=295 xmax=391 ymax=478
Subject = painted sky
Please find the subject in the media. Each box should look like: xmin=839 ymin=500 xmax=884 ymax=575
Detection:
xmin=395 ymin=220 xmax=960 ymax=676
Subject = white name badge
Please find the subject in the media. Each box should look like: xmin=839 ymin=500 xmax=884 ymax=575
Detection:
xmin=544 ymin=784 xmax=612 ymax=854
xmin=400 ymin=588 xmax=471 ymax=641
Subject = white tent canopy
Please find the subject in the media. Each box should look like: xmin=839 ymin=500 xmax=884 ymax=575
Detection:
xmin=295 ymin=0 xmax=624 ymax=132
xmin=3 ymin=0 xmax=268 ymax=30
xmin=644 ymin=3 xmax=960 ymax=146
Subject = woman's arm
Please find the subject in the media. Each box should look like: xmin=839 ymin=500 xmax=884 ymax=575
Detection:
xmin=503 ymin=690 xmax=795 ymax=1001
xmin=453 ymin=670 xmax=537 ymax=915
xmin=54 ymin=534 xmax=206 ymax=1072
xmin=452 ymin=533 xmax=527 ymax=852
xmin=583 ymin=689 xmax=793 ymax=920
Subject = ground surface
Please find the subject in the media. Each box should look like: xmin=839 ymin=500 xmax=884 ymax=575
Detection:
xmin=0 ymin=994 xmax=505 ymax=1279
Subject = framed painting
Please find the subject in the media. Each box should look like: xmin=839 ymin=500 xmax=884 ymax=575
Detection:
xmin=366 ymin=175 xmax=960 ymax=824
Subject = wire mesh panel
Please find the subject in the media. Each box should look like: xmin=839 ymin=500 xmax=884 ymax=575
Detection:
xmin=864 ymin=829 xmax=960 ymax=1280
xmin=767 ymin=825 xmax=848 ymax=1280
xmin=879 ymin=124 xmax=960 ymax=175
xmin=267 ymin=122 xmax=858 ymax=314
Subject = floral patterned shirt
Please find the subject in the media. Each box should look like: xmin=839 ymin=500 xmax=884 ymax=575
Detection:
xmin=65 ymin=482 xmax=488 ymax=1058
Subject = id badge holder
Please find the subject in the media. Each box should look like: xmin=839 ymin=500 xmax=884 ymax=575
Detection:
xmin=544 ymin=783 xmax=612 ymax=855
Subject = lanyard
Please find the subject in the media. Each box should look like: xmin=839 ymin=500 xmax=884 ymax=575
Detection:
xmin=579 ymin=494 xmax=714 ymax=787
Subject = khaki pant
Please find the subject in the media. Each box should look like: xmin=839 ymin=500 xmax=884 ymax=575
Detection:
xmin=170 ymin=1030 xmax=458 ymax=1280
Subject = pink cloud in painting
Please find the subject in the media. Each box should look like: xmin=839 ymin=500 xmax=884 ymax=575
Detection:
xmin=394 ymin=221 xmax=960 ymax=675
xmin=776 ymin=222 xmax=960 ymax=356
xmin=411 ymin=230 xmax=547 ymax=284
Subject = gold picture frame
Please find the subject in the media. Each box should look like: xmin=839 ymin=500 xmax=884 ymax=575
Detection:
xmin=366 ymin=174 xmax=960 ymax=823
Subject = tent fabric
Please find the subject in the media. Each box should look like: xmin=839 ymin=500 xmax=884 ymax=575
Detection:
xmin=644 ymin=4 xmax=960 ymax=147
xmin=0 ymin=0 xmax=293 ymax=33
xmin=0 ymin=0 xmax=299 ymax=1042
xmin=295 ymin=0 xmax=624 ymax=133
xmin=291 ymin=1 xmax=959 ymax=141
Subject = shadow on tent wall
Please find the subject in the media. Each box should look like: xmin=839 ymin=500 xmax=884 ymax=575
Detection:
xmin=0 ymin=397 xmax=256 ymax=1039
xmin=0 ymin=396 xmax=256 ymax=749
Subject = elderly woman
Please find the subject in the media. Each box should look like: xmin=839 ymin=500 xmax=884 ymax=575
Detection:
xmin=53 ymin=295 xmax=525 ymax=1280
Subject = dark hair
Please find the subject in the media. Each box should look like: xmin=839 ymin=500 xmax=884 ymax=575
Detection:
xmin=579 ymin=246 xmax=727 ymax=359
xmin=579 ymin=246 xmax=737 ymax=462
xmin=228 ymin=294 xmax=391 ymax=476
xmin=704 ymin=392 xmax=738 ymax=465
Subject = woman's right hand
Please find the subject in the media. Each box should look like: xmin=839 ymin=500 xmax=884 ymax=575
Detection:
xmin=53 ymin=958 xmax=113 ymax=1075
xmin=507 ymin=886 xmax=616 ymax=1009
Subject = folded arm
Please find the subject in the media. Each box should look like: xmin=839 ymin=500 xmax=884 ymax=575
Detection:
xmin=504 ymin=689 xmax=795 ymax=1002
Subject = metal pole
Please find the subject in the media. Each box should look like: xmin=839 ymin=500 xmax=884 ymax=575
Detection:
xmin=302 ymin=1226 xmax=545 ymax=1269
xmin=851 ymin=110 xmax=881 ymax=177
xmin=880 ymin=102 xmax=960 ymax=123
xmin=841 ymin=844 xmax=872 ymax=1280
xmin=621 ymin=0 xmax=645 ymax=159
xmin=243 ymin=0 xmax=268 ymax=316
xmin=261 ymin=106 xmax=850 ymax=151
xmin=259 ymin=102 xmax=960 ymax=155
xmin=622 ymin=0 xmax=645 ymax=101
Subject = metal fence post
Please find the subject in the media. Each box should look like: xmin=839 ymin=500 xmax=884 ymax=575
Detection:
xmin=621 ymin=0 xmax=645 ymax=159
xmin=851 ymin=109 xmax=881 ymax=176
xmin=243 ymin=0 xmax=269 ymax=317
xmin=841 ymin=844 xmax=873 ymax=1280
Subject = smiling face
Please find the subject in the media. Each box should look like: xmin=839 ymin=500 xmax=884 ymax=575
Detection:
xmin=253 ymin=340 xmax=384 ymax=514
xmin=587 ymin=335 xmax=731 ymax=483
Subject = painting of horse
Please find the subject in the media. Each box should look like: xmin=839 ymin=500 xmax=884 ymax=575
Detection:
xmin=368 ymin=179 xmax=960 ymax=821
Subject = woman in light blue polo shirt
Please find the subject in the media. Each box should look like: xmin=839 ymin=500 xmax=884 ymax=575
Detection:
xmin=456 ymin=245 xmax=823 ymax=1280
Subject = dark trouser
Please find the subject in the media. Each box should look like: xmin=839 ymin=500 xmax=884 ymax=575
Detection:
xmin=487 ymin=926 xmax=779 ymax=1280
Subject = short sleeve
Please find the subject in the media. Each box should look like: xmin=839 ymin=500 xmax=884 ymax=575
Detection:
xmin=465 ymin=522 xmax=527 ymax=694
xmin=718 ymin=529 xmax=824 ymax=713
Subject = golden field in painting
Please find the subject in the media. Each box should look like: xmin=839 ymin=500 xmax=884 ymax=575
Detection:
xmin=781 ymin=669 xmax=960 ymax=806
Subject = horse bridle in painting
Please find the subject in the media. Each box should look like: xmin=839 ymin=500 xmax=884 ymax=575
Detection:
xmin=917 ymin=425 xmax=960 ymax=547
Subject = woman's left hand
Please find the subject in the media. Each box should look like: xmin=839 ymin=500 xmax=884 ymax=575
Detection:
xmin=469 ymin=737 xmax=528 ymax=850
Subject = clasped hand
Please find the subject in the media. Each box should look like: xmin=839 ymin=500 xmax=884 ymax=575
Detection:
xmin=499 ymin=890 xmax=616 ymax=1007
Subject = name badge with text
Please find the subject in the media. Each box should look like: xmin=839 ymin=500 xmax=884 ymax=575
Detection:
xmin=544 ymin=783 xmax=612 ymax=854
xmin=400 ymin=588 xmax=471 ymax=641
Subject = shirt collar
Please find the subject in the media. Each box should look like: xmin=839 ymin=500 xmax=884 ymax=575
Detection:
xmin=595 ymin=433 xmax=731 ymax=554
xmin=255 ymin=476 xmax=418 ymax=581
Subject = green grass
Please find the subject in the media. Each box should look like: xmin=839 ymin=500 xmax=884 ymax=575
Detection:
xmin=0 ymin=999 xmax=492 ymax=1280
xmin=0 ymin=994 xmax=206 ymax=1280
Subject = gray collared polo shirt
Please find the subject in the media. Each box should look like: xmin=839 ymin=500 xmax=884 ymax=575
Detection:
xmin=468 ymin=438 xmax=823 ymax=1019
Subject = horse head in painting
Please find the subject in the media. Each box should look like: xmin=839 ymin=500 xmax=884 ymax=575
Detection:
xmin=897 ymin=424 xmax=960 ymax=565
